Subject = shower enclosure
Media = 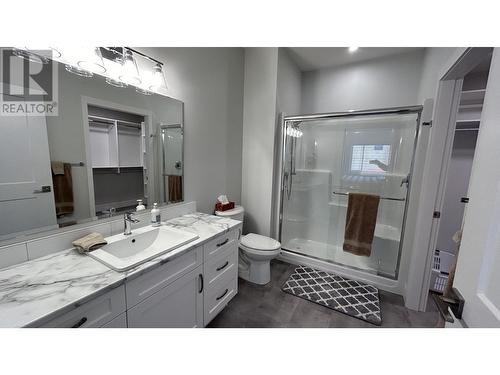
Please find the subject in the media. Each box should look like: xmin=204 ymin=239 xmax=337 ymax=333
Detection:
xmin=279 ymin=106 xmax=422 ymax=281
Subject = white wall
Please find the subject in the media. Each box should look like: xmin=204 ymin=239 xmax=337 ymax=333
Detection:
xmin=138 ymin=48 xmax=244 ymax=214
xmin=417 ymin=48 xmax=459 ymax=102
xmin=277 ymin=48 xmax=302 ymax=116
xmin=301 ymin=50 xmax=426 ymax=113
xmin=241 ymin=48 xmax=279 ymax=236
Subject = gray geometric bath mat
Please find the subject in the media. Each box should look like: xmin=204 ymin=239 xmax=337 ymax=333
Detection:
xmin=282 ymin=265 xmax=382 ymax=325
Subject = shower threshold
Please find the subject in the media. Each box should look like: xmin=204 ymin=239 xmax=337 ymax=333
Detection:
xmin=282 ymin=237 xmax=397 ymax=279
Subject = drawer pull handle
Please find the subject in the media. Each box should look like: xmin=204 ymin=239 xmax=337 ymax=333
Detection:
xmin=216 ymin=238 xmax=229 ymax=247
xmin=216 ymin=289 xmax=229 ymax=301
xmin=198 ymin=273 xmax=204 ymax=293
xmin=71 ymin=317 xmax=87 ymax=328
xmin=216 ymin=261 xmax=229 ymax=272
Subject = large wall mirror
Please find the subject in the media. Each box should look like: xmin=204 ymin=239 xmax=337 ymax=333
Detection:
xmin=0 ymin=48 xmax=184 ymax=243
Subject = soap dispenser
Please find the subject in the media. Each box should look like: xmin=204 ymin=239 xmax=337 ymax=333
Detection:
xmin=136 ymin=199 xmax=146 ymax=211
xmin=151 ymin=203 xmax=161 ymax=227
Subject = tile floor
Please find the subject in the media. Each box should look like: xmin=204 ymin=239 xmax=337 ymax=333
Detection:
xmin=208 ymin=260 xmax=444 ymax=328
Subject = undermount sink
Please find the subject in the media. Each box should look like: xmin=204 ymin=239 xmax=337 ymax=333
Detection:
xmin=88 ymin=225 xmax=199 ymax=271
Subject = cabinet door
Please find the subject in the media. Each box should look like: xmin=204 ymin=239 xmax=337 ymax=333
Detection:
xmin=127 ymin=266 xmax=204 ymax=328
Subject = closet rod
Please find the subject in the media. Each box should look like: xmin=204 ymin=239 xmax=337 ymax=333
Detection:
xmin=88 ymin=114 xmax=142 ymax=127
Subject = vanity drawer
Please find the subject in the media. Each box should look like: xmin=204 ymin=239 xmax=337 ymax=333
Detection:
xmin=204 ymin=275 xmax=238 ymax=326
xmin=204 ymin=243 xmax=238 ymax=287
xmin=126 ymin=246 xmax=202 ymax=308
xmin=39 ymin=285 xmax=126 ymax=328
xmin=101 ymin=312 xmax=127 ymax=328
xmin=203 ymin=228 xmax=240 ymax=260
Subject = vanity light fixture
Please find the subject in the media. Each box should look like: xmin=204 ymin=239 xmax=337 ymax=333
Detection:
xmin=12 ymin=47 xmax=49 ymax=64
xmin=65 ymin=64 xmax=94 ymax=77
xmin=60 ymin=48 xmax=94 ymax=78
xmin=22 ymin=46 xmax=169 ymax=94
xmin=150 ymin=63 xmax=167 ymax=90
xmin=77 ymin=47 xmax=106 ymax=75
xmin=119 ymin=48 xmax=141 ymax=86
xmin=348 ymin=47 xmax=359 ymax=53
xmin=135 ymin=87 xmax=153 ymax=95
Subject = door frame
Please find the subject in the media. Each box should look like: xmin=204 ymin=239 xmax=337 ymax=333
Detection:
xmin=81 ymin=96 xmax=154 ymax=219
xmin=406 ymin=47 xmax=493 ymax=311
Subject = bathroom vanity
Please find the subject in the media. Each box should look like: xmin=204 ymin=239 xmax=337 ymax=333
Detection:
xmin=0 ymin=211 xmax=241 ymax=328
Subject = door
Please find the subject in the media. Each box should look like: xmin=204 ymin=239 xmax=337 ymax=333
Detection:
xmin=453 ymin=48 xmax=500 ymax=327
xmin=0 ymin=92 xmax=57 ymax=238
xmin=127 ymin=266 xmax=204 ymax=328
xmin=280 ymin=111 xmax=420 ymax=279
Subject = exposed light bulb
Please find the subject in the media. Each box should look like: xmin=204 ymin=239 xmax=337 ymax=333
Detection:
xmin=149 ymin=63 xmax=167 ymax=91
xmin=348 ymin=47 xmax=359 ymax=53
xmin=119 ymin=49 xmax=141 ymax=85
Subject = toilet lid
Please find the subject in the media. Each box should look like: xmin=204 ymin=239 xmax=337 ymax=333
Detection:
xmin=241 ymin=233 xmax=281 ymax=251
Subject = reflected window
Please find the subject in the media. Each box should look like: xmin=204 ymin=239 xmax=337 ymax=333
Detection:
xmin=351 ymin=144 xmax=391 ymax=174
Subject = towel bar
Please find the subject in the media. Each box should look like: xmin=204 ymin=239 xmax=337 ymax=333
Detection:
xmin=332 ymin=191 xmax=405 ymax=202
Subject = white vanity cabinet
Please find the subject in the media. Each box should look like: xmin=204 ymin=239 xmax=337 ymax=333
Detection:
xmin=127 ymin=266 xmax=204 ymax=328
xmin=202 ymin=227 xmax=240 ymax=326
xmin=33 ymin=226 xmax=241 ymax=328
xmin=126 ymin=227 xmax=240 ymax=328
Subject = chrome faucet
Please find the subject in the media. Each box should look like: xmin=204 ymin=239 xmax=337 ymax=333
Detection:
xmin=124 ymin=212 xmax=140 ymax=235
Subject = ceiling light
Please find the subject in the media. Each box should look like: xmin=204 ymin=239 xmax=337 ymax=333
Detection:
xmin=348 ymin=47 xmax=359 ymax=53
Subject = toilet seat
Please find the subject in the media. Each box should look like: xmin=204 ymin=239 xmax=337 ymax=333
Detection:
xmin=240 ymin=233 xmax=281 ymax=253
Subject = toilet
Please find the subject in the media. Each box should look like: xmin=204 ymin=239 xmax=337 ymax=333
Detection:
xmin=214 ymin=205 xmax=281 ymax=285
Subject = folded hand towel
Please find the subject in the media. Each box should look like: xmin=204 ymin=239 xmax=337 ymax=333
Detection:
xmin=51 ymin=161 xmax=65 ymax=175
xmin=343 ymin=193 xmax=380 ymax=257
xmin=72 ymin=232 xmax=107 ymax=254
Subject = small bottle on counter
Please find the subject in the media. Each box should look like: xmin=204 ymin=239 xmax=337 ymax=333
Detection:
xmin=136 ymin=199 xmax=146 ymax=211
xmin=151 ymin=203 xmax=161 ymax=226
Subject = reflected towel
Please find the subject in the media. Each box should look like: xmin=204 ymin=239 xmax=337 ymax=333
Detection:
xmin=72 ymin=232 xmax=107 ymax=254
xmin=51 ymin=162 xmax=74 ymax=217
xmin=51 ymin=161 xmax=65 ymax=175
xmin=168 ymin=175 xmax=183 ymax=202
xmin=343 ymin=193 xmax=380 ymax=257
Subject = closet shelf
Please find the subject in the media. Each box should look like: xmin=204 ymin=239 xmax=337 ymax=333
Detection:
xmin=460 ymin=89 xmax=486 ymax=103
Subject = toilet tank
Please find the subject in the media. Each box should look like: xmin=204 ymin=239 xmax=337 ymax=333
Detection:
xmin=214 ymin=205 xmax=244 ymax=222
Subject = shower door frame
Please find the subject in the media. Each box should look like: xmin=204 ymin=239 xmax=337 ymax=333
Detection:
xmin=278 ymin=105 xmax=423 ymax=282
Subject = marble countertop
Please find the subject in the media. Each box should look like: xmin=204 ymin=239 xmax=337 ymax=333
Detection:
xmin=0 ymin=212 xmax=241 ymax=328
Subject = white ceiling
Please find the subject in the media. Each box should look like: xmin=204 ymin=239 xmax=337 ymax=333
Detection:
xmin=286 ymin=47 xmax=424 ymax=71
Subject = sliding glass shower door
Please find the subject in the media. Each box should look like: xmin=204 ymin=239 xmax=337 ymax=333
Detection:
xmin=280 ymin=109 xmax=421 ymax=279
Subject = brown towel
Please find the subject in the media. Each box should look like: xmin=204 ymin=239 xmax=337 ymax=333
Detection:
xmin=51 ymin=162 xmax=74 ymax=217
xmin=72 ymin=232 xmax=107 ymax=254
xmin=343 ymin=193 xmax=380 ymax=257
xmin=168 ymin=175 xmax=183 ymax=202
